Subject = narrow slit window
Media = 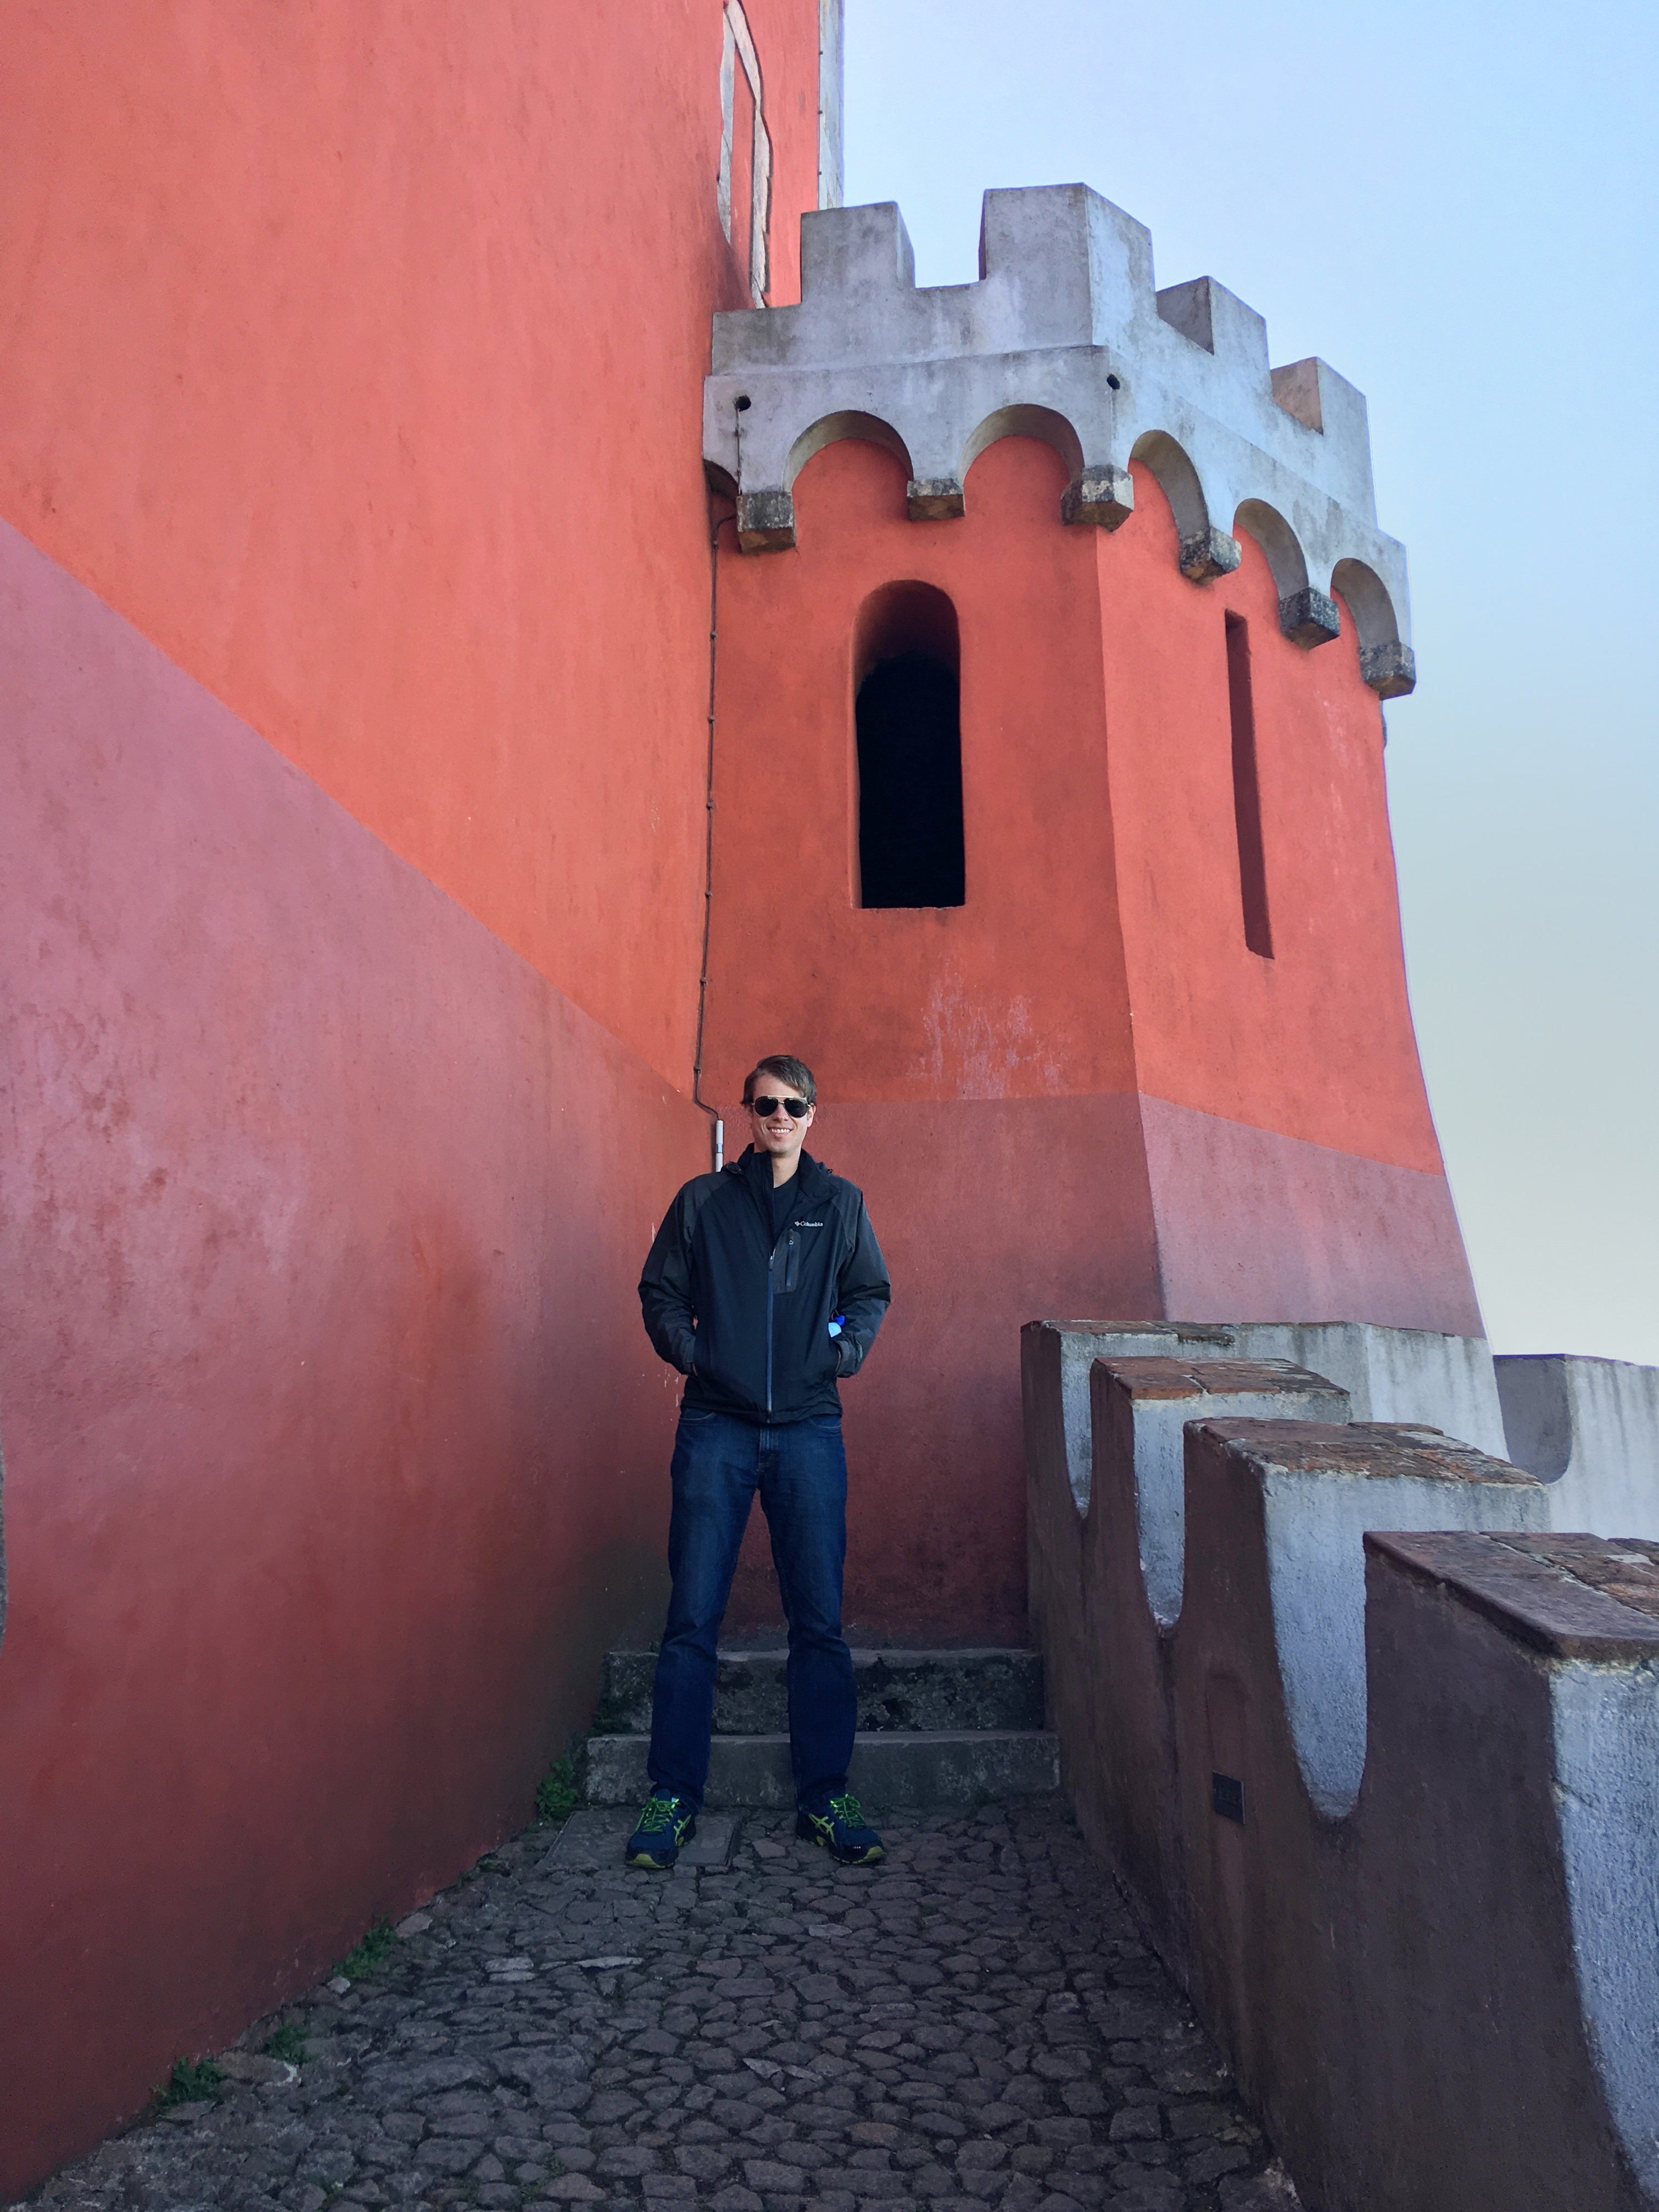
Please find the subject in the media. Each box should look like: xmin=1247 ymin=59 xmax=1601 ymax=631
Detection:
xmin=854 ymin=583 xmax=964 ymax=909
xmin=1225 ymin=612 xmax=1273 ymax=958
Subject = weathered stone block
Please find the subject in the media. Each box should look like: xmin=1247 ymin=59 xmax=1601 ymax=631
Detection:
xmin=1060 ymin=467 xmax=1133 ymax=530
xmin=1177 ymin=529 xmax=1241 ymax=582
xmin=736 ymin=489 xmax=795 ymax=552
xmin=1359 ymin=639 xmax=1416 ymax=696
xmin=906 ymin=478 xmax=966 ymax=521
xmin=1277 ymin=586 xmax=1340 ymax=647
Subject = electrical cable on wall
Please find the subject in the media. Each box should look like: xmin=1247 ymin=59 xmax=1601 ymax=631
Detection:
xmin=692 ymin=401 xmax=748 ymax=1172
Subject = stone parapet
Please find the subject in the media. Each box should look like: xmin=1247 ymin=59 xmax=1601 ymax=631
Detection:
xmin=1023 ymin=1320 xmax=1659 ymax=2210
xmin=1022 ymin=1318 xmax=1510 ymax=1525
xmin=706 ymin=186 xmax=1416 ymax=689
xmin=1497 ymin=1351 xmax=1659 ymax=1539
xmin=1026 ymin=1352 xmax=1352 ymax=1959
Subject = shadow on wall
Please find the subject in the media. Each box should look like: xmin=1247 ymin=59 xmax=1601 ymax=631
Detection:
xmin=1023 ymin=1319 xmax=1659 ymax=2212
xmin=0 ymin=520 xmax=701 ymax=2198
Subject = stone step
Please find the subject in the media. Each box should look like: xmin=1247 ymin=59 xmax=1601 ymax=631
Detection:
xmin=583 ymin=1728 xmax=1060 ymax=1810
xmin=597 ymin=1646 xmax=1045 ymax=1735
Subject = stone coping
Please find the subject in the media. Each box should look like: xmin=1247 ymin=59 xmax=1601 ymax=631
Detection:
xmin=1093 ymin=1356 xmax=1343 ymax=1401
xmin=1197 ymin=1419 xmax=1539 ymax=1488
xmin=1370 ymin=1529 xmax=1659 ymax=1660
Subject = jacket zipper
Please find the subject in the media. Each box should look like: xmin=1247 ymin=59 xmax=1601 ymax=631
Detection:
xmin=765 ymin=1245 xmax=775 ymax=1416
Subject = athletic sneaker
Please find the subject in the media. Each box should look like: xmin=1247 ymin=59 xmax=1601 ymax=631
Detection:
xmin=796 ymin=1792 xmax=885 ymax=1865
xmin=624 ymin=1794 xmax=696 ymax=1869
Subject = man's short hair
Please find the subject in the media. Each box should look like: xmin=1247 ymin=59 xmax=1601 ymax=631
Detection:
xmin=742 ymin=1054 xmax=817 ymax=1107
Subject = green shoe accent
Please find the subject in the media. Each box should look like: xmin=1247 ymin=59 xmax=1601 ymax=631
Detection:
xmin=624 ymin=1793 xmax=696 ymax=1869
xmin=796 ymin=1792 xmax=885 ymax=1864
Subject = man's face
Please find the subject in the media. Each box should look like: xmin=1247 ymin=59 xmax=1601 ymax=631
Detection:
xmin=745 ymin=1079 xmax=815 ymax=1166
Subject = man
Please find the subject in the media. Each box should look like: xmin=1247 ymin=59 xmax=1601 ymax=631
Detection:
xmin=632 ymin=1054 xmax=891 ymax=1869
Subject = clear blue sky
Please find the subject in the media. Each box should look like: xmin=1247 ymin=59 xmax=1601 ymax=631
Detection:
xmin=844 ymin=0 xmax=1659 ymax=1364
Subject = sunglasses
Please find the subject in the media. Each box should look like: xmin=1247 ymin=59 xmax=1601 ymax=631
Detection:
xmin=747 ymin=1094 xmax=811 ymax=1119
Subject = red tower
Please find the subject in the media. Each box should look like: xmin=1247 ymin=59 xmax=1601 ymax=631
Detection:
xmin=702 ymin=189 xmax=1476 ymax=1644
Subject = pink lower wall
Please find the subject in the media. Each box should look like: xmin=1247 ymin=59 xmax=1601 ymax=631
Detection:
xmin=1141 ymin=1094 xmax=1483 ymax=1338
xmin=0 ymin=519 xmax=702 ymax=2194
xmin=726 ymin=1094 xmax=1164 ymax=1645
xmin=725 ymin=1090 xmax=1481 ymax=1647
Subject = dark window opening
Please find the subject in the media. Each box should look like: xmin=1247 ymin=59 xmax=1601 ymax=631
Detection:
xmin=1225 ymin=612 xmax=1273 ymax=958
xmin=857 ymin=653 xmax=965 ymax=907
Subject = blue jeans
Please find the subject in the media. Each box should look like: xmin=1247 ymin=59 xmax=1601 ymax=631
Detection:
xmin=648 ymin=1408 xmax=855 ymax=1816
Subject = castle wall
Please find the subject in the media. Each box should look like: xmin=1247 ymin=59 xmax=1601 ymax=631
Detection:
xmin=706 ymin=424 xmax=1477 ymax=1642
xmin=0 ymin=517 xmax=703 ymax=2192
xmin=1023 ymin=1337 xmax=1659 ymax=2211
xmin=1097 ymin=463 xmax=1478 ymax=1335
xmin=0 ymin=0 xmax=818 ymax=1086
xmin=705 ymin=433 xmax=1156 ymax=1639
xmin=0 ymin=3 xmax=828 ymax=2191
xmin=1102 ymin=487 xmax=1432 ymax=1161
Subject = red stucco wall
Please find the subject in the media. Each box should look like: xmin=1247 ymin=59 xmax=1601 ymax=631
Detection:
xmin=0 ymin=0 xmax=817 ymax=1087
xmin=710 ymin=437 xmax=1141 ymax=1105
xmin=0 ymin=519 xmax=701 ymax=2191
xmin=706 ymin=433 xmax=1479 ymax=1642
xmin=1099 ymin=460 xmax=1446 ymax=1169
xmin=0 ymin=3 xmax=824 ymax=2190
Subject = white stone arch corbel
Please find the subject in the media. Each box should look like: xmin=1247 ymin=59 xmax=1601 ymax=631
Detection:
xmin=719 ymin=2 xmax=773 ymax=307
xmin=1331 ymin=556 xmax=1417 ymax=697
xmin=1235 ymin=497 xmax=1340 ymax=649
xmin=786 ymin=410 xmax=915 ymax=493
xmin=730 ymin=410 xmax=916 ymax=552
xmin=1130 ymin=431 xmax=1240 ymax=583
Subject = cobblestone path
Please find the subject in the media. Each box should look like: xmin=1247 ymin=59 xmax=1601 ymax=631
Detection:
xmin=25 ymin=1806 xmax=1297 ymax=2212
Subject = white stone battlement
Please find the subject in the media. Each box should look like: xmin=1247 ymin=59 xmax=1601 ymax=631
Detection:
xmin=1023 ymin=1319 xmax=1659 ymax=2202
xmin=705 ymin=185 xmax=1416 ymax=694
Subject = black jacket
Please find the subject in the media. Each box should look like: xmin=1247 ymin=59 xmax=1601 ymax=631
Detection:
xmin=639 ymin=1147 xmax=891 ymax=1422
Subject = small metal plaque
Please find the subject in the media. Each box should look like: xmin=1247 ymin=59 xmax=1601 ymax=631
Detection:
xmin=1212 ymin=1772 xmax=1245 ymax=1825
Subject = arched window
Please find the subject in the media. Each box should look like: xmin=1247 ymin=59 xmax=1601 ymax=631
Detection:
xmin=853 ymin=582 xmax=964 ymax=909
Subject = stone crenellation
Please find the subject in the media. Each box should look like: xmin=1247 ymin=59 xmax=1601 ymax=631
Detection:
xmin=1023 ymin=1321 xmax=1659 ymax=2210
xmin=706 ymin=185 xmax=1417 ymax=695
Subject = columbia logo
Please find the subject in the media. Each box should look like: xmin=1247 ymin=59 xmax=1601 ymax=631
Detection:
xmin=797 ymin=1220 xmax=824 ymax=1227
